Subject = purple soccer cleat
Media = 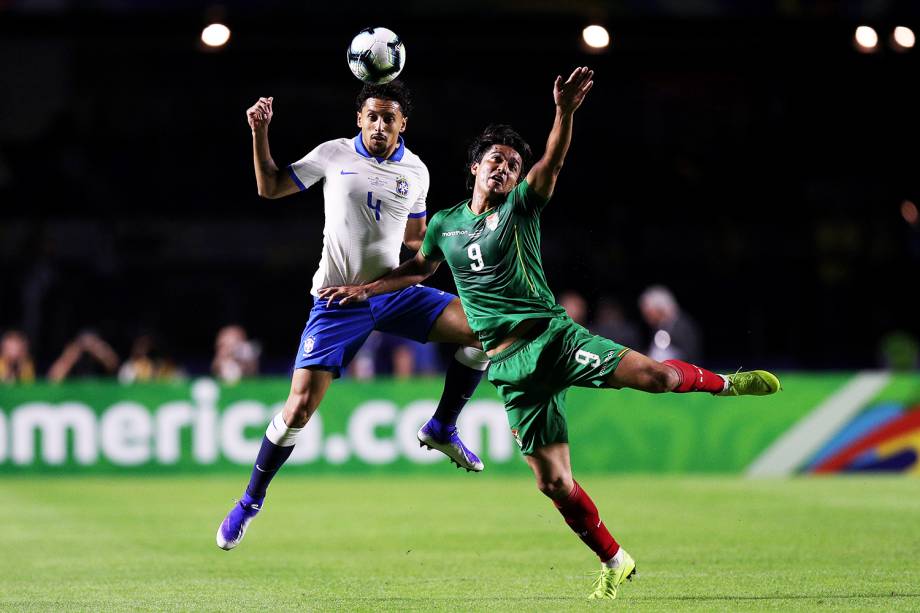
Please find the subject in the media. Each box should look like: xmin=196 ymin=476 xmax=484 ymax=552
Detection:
xmin=216 ymin=492 xmax=263 ymax=550
xmin=418 ymin=418 xmax=484 ymax=472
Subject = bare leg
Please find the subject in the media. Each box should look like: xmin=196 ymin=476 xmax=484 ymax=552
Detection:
xmin=218 ymin=367 xmax=337 ymax=550
xmin=417 ymin=298 xmax=488 ymax=469
xmin=526 ymin=443 xmax=620 ymax=562
xmin=525 ymin=443 xmax=575 ymax=500
xmin=427 ymin=298 xmax=481 ymax=347
xmin=245 ymin=367 xmax=333 ymax=500
xmin=607 ymin=350 xmax=732 ymax=394
xmin=605 ymin=350 xmax=679 ymax=393
xmin=282 ymin=367 xmax=333 ymax=428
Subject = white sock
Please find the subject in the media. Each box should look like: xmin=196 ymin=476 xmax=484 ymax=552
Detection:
xmin=265 ymin=412 xmax=302 ymax=447
xmin=454 ymin=346 xmax=490 ymax=371
xmin=603 ymin=548 xmax=625 ymax=569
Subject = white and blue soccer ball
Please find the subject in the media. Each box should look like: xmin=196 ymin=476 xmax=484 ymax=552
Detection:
xmin=347 ymin=27 xmax=406 ymax=84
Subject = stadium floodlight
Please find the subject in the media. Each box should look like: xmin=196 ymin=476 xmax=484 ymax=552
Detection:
xmin=854 ymin=25 xmax=879 ymax=52
xmin=582 ymin=25 xmax=610 ymax=49
xmin=653 ymin=330 xmax=671 ymax=350
xmin=201 ymin=23 xmax=231 ymax=48
xmin=892 ymin=26 xmax=915 ymax=50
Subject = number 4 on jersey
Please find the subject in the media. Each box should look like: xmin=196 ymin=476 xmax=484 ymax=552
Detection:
xmin=366 ymin=191 xmax=382 ymax=221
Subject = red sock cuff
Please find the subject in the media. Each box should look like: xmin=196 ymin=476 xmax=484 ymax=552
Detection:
xmin=663 ymin=359 xmax=725 ymax=393
xmin=553 ymin=481 xmax=583 ymax=510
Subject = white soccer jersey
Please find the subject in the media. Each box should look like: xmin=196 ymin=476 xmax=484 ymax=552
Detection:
xmin=288 ymin=135 xmax=429 ymax=296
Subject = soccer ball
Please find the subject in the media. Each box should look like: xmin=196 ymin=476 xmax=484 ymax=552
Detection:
xmin=346 ymin=27 xmax=406 ymax=84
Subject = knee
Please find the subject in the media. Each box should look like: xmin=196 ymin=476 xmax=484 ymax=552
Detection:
xmin=284 ymin=387 xmax=315 ymax=427
xmin=460 ymin=333 xmax=481 ymax=349
xmin=536 ymin=474 xmax=575 ymax=501
xmin=642 ymin=363 xmax=675 ymax=393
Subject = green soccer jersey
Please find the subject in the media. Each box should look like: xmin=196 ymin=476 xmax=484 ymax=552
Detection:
xmin=421 ymin=180 xmax=565 ymax=351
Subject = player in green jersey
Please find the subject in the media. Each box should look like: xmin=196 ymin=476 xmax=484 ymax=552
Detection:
xmin=320 ymin=67 xmax=781 ymax=600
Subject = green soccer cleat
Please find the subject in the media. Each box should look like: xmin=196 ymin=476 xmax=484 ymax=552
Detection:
xmin=588 ymin=549 xmax=637 ymax=600
xmin=718 ymin=370 xmax=781 ymax=396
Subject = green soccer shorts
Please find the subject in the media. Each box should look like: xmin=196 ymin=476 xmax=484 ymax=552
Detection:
xmin=486 ymin=315 xmax=631 ymax=455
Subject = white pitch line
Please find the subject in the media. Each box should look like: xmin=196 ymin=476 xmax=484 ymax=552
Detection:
xmin=745 ymin=371 xmax=892 ymax=478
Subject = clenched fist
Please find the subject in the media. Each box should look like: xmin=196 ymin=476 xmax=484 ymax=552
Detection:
xmin=246 ymin=96 xmax=274 ymax=133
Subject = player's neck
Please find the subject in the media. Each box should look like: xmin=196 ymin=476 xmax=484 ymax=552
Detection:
xmin=470 ymin=190 xmax=500 ymax=215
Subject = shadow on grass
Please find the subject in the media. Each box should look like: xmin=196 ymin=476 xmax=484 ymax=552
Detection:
xmin=631 ymin=592 xmax=920 ymax=602
xmin=310 ymin=591 xmax=920 ymax=603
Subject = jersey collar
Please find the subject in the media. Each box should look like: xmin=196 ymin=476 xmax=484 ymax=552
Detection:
xmin=354 ymin=134 xmax=405 ymax=163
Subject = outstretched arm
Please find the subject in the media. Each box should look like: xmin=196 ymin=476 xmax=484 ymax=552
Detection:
xmin=247 ymin=97 xmax=299 ymax=199
xmin=318 ymin=251 xmax=442 ymax=306
xmin=526 ymin=67 xmax=594 ymax=200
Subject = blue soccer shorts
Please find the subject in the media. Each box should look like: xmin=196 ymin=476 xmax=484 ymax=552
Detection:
xmin=293 ymin=284 xmax=456 ymax=377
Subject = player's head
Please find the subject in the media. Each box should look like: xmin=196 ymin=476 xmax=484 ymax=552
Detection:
xmin=355 ymin=81 xmax=412 ymax=158
xmin=467 ymin=124 xmax=533 ymax=196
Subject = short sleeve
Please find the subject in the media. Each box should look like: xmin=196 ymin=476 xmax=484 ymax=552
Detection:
xmin=408 ymin=161 xmax=429 ymax=218
xmin=420 ymin=211 xmax=444 ymax=261
xmin=287 ymin=142 xmax=334 ymax=191
xmin=507 ymin=179 xmax=550 ymax=215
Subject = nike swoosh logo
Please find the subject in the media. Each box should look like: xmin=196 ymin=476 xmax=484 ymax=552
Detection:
xmin=340 ymin=170 xmax=358 ymax=175
xmin=255 ymin=464 xmax=268 ymax=473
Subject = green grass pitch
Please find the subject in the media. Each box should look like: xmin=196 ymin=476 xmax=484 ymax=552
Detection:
xmin=2 ymin=475 xmax=918 ymax=611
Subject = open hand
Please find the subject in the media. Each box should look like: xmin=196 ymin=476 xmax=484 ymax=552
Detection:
xmin=317 ymin=285 xmax=371 ymax=307
xmin=246 ymin=97 xmax=274 ymax=132
xmin=553 ymin=67 xmax=594 ymax=114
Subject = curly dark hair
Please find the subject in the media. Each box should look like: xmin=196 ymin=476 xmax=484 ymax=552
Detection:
xmin=466 ymin=124 xmax=533 ymax=190
xmin=355 ymin=80 xmax=413 ymax=117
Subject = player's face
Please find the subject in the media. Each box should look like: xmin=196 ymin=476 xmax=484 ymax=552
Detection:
xmin=471 ymin=145 xmax=523 ymax=197
xmin=356 ymin=98 xmax=407 ymax=158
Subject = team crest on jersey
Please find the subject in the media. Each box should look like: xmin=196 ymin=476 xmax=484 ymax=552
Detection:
xmin=511 ymin=428 xmax=523 ymax=448
xmin=395 ymin=176 xmax=410 ymax=198
xmin=486 ymin=212 xmax=499 ymax=231
xmin=303 ymin=336 xmax=315 ymax=356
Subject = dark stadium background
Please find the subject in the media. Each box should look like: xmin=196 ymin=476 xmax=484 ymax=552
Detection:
xmin=1 ymin=1 xmax=918 ymax=373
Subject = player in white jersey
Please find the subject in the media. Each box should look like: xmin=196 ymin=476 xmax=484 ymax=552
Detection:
xmin=217 ymin=82 xmax=490 ymax=551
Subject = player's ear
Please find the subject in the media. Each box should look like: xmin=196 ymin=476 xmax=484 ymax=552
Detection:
xmin=470 ymin=162 xmax=479 ymax=177
xmin=399 ymin=116 xmax=407 ymax=133
xmin=356 ymin=111 xmax=362 ymax=129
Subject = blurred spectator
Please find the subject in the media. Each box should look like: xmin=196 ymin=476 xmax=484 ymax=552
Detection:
xmin=349 ymin=331 xmax=382 ymax=380
xmin=878 ymin=331 xmax=919 ymax=371
xmin=639 ymin=285 xmax=702 ymax=363
xmin=380 ymin=335 xmax=441 ymax=379
xmin=590 ymin=296 xmax=642 ymax=350
xmin=558 ymin=290 xmax=588 ymax=326
xmin=48 ymin=330 xmax=120 ymax=382
xmin=392 ymin=343 xmax=415 ymax=379
xmin=0 ymin=329 xmax=36 ymax=384
xmin=212 ymin=325 xmax=260 ymax=383
xmin=118 ymin=333 xmax=186 ymax=383
xmin=349 ymin=332 xmax=442 ymax=380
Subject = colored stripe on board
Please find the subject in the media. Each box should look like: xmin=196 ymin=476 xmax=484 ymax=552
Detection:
xmin=745 ymin=371 xmax=891 ymax=477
